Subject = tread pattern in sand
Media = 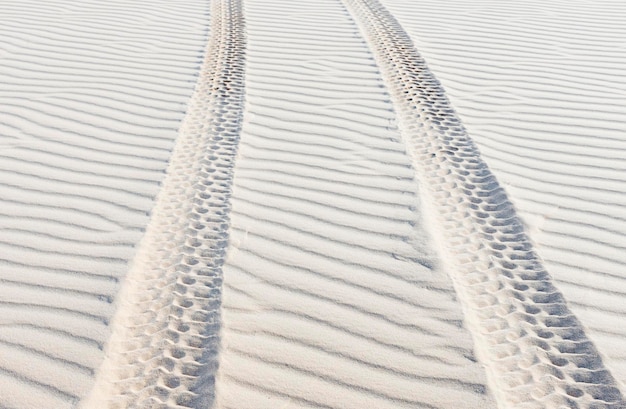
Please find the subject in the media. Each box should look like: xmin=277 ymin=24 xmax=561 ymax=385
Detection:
xmin=0 ymin=0 xmax=207 ymax=407
xmin=215 ymin=0 xmax=495 ymax=408
xmin=342 ymin=0 xmax=626 ymax=407
xmin=80 ymin=0 xmax=245 ymax=408
xmin=379 ymin=0 xmax=626 ymax=386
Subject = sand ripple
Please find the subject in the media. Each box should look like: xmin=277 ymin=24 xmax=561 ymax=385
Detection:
xmin=81 ymin=0 xmax=245 ymax=407
xmin=215 ymin=0 xmax=494 ymax=407
xmin=2 ymin=0 xmax=624 ymax=407
xmin=344 ymin=0 xmax=626 ymax=406
xmin=0 ymin=0 xmax=208 ymax=407
xmin=379 ymin=0 xmax=626 ymax=387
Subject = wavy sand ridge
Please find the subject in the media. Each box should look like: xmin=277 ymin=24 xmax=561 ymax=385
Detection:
xmin=342 ymin=0 xmax=625 ymax=407
xmin=215 ymin=0 xmax=495 ymax=407
xmin=0 ymin=0 xmax=207 ymax=407
xmin=379 ymin=0 xmax=626 ymax=384
xmin=80 ymin=0 xmax=245 ymax=408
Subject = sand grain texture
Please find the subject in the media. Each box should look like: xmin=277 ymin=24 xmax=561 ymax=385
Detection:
xmin=0 ymin=0 xmax=208 ymax=407
xmin=215 ymin=0 xmax=495 ymax=408
xmin=81 ymin=0 xmax=245 ymax=407
xmin=380 ymin=0 xmax=626 ymax=387
xmin=342 ymin=0 xmax=625 ymax=406
xmin=1 ymin=0 xmax=625 ymax=408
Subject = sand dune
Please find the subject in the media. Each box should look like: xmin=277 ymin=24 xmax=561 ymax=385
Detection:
xmin=380 ymin=0 xmax=626 ymax=387
xmin=0 ymin=0 xmax=208 ymax=407
xmin=0 ymin=0 xmax=625 ymax=408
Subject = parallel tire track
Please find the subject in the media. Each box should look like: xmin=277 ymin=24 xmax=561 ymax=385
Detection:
xmin=79 ymin=1 xmax=245 ymax=408
xmin=215 ymin=0 xmax=495 ymax=408
xmin=341 ymin=0 xmax=626 ymax=407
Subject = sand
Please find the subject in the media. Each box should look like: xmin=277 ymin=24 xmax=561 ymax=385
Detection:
xmin=380 ymin=0 xmax=626 ymax=387
xmin=0 ymin=0 xmax=208 ymax=407
xmin=0 ymin=0 xmax=625 ymax=408
xmin=214 ymin=0 xmax=493 ymax=407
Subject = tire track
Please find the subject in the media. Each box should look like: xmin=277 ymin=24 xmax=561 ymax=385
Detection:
xmin=215 ymin=0 xmax=495 ymax=408
xmin=378 ymin=0 xmax=626 ymax=385
xmin=341 ymin=0 xmax=626 ymax=407
xmin=79 ymin=1 xmax=245 ymax=408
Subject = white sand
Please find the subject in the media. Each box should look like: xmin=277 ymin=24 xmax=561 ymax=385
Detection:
xmin=0 ymin=0 xmax=208 ymax=407
xmin=214 ymin=0 xmax=493 ymax=407
xmin=380 ymin=0 xmax=626 ymax=386
xmin=0 ymin=0 xmax=625 ymax=408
